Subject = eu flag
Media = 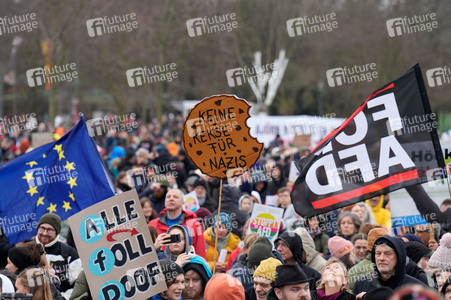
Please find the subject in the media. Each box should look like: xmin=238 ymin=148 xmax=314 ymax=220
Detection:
xmin=0 ymin=116 xmax=116 ymax=244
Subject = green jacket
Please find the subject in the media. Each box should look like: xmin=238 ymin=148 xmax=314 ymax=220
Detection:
xmin=347 ymin=253 xmax=374 ymax=290
xmin=69 ymin=270 xmax=89 ymax=300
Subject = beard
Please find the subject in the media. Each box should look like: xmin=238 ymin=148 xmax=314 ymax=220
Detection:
xmin=183 ymin=288 xmax=202 ymax=300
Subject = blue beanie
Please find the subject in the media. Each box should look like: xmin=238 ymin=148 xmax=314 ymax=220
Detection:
xmin=213 ymin=212 xmax=232 ymax=233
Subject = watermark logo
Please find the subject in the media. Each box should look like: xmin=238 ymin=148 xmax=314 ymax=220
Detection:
xmin=86 ymin=13 xmax=138 ymax=37
xmin=326 ymin=63 xmax=377 ymax=87
xmin=126 ymin=63 xmax=178 ymax=87
xmin=0 ymin=113 xmax=37 ymax=135
xmin=26 ymin=165 xmax=78 ymax=187
xmin=286 ymin=113 xmax=338 ymax=136
xmin=226 ymin=164 xmax=273 ymax=187
xmin=386 ymin=13 xmax=438 ymax=37
xmin=426 ymin=67 xmax=451 ymax=87
xmin=286 ymin=13 xmax=338 ymax=37
xmin=86 ymin=113 xmax=138 ymax=137
xmin=226 ymin=64 xmax=277 ymax=87
xmin=186 ymin=13 xmax=238 ymax=37
xmin=125 ymin=163 xmax=178 ymax=189
xmin=386 ymin=113 xmax=438 ymax=137
xmin=26 ymin=63 xmax=78 ymax=87
xmin=0 ymin=13 xmax=38 ymax=35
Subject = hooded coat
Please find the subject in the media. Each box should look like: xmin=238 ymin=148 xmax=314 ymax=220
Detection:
xmin=353 ymin=235 xmax=425 ymax=294
xmin=207 ymin=185 xmax=248 ymax=238
xmin=294 ymin=227 xmax=326 ymax=273
xmin=162 ymin=224 xmax=194 ymax=261
xmin=149 ymin=208 xmax=206 ymax=258
xmin=275 ymin=231 xmax=321 ymax=291
xmin=204 ymin=226 xmax=241 ymax=270
xmin=365 ymin=196 xmax=391 ymax=228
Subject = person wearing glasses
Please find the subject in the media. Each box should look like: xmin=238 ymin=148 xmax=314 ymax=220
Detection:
xmin=36 ymin=213 xmax=82 ymax=297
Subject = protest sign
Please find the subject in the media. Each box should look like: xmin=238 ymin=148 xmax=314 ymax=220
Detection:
xmin=183 ymin=191 xmax=200 ymax=212
xmin=247 ymin=204 xmax=283 ymax=243
xmin=182 ymin=94 xmax=263 ymax=179
xmin=68 ymin=190 xmax=166 ymax=300
xmin=292 ymin=65 xmax=445 ymax=217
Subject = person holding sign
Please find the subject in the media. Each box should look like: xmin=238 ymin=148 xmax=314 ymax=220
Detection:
xmin=149 ymin=189 xmax=206 ymax=258
xmin=204 ymin=212 xmax=240 ymax=272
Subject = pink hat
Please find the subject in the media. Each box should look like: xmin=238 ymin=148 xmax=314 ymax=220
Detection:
xmin=328 ymin=236 xmax=354 ymax=258
xmin=428 ymin=233 xmax=451 ymax=269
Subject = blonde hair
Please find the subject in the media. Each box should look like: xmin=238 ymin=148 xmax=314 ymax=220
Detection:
xmin=316 ymin=257 xmax=352 ymax=293
xmin=17 ymin=268 xmax=52 ymax=300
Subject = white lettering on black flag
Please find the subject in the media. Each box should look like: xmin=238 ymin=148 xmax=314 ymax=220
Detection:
xmin=291 ymin=64 xmax=444 ymax=217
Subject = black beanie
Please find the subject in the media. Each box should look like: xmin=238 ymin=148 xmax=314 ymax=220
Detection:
xmin=194 ymin=178 xmax=208 ymax=190
xmin=8 ymin=244 xmax=42 ymax=274
xmin=37 ymin=213 xmax=61 ymax=235
xmin=183 ymin=263 xmax=209 ymax=287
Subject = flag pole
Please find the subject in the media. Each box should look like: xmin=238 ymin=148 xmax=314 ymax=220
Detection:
xmin=212 ymin=178 xmax=223 ymax=274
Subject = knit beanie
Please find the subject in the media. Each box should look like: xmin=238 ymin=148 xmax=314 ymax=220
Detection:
xmin=37 ymin=213 xmax=61 ymax=235
xmin=253 ymin=257 xmax=282 ymax=282
xmin=7 ymin=242 xmax=43 ymax=274
xmin=183 ymin=263 xmax=210 ymax=287
xmin=204 ymin=274 xmax=244 ymax=300
xmin=194 ymin=178 xmax=208 ymax=190
xmin=159 ymin=260 xmax=184 ymax=283
xmin=428 ymin=233 xmax=451 ymax=269
xmin=367 ymin=228 xmax=389 ymax=250
xmin=328 ymin=236 xmax=353 ymax=259
xmin=213 ymin=212 xmax=232 ymax=233
xmin=247 ymin=237 xmax=275 ymax=270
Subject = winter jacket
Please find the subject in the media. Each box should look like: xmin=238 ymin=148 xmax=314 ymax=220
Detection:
xmin=149 ymin=209 xmax=206 ymax=258
xmin=281 ymin=204 xmax=297 ymax=225
xmin=70 ymin=270 xmax=88 ymax=300
xmin=37 ymin=237 xmax=82 ymax=293
xmin=312 ymin=290 xmax=355 ymax=300
xmin=294 ymin=227 xmax=326 ymax=273
xmin=406 ymin=257 xmax=429 ymax=286
xmin=164 ymin=224 xmax=195 ymax=261
xmin=228 ymin=253 xmax=254 ymax=291
xmin=204 ymin=226 xmax=241 ymax=270
xmin=365 ymin=196 xmax=391 ymax=228
xmin=275 ymin=231 xmax=322 ymax=291
xmin=207 ymin=185 xmax=249 ymax=238
xmin=226 ymin=243 xmax=242 ymax=272
xmin=353 ymin=235 xmax=425 ymax=294
xmin=348 ymin=253 xmax=373 ymax=291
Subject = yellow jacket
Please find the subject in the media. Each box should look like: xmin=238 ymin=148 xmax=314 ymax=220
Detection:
xmin=204 ymin=227 xmax=241 ymax=270
xmin=366 ymin=195 xmax=391 ymax=229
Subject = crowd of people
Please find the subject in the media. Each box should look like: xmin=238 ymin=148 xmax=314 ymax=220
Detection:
xmin=0 ymin=114 xmax=451 ymax=300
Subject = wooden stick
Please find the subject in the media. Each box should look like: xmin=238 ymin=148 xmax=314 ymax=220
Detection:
xmin=212 ymin=179 xmax=223 ymax=274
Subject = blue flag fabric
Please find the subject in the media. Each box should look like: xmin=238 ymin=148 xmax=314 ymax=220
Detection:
xmin=0 ymin=117 xmax=116 ymax=244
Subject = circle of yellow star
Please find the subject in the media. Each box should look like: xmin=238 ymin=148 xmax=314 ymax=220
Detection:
xmin=53 ymin=144 xmax=62 ymax=153
xmin=47 ymin=203 xmax=57 ymax=214
xmin=62 ymin=201 xmax=72 ymax=212
xmin=69 ymin=192 xmax=75 ymax=202
xmin=22 ymin=171 xmax=35 ymax=182
xmin=65 ymin=161 xmax=75 ymax=172
xmin=58 ymin=150 xmax=65 ymax=161
xmin=26 ymin=161 xmax=38 ymax=168
xmin=26 ymin=185 xmax=38 ymax=197
xmin=36 ymin=197 xmax=44 ymax=207
xmin=67 ymin=177 xmax=78 ymax=189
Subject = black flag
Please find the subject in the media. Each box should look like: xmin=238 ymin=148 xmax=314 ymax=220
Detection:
xmin=291 ymin=65 xmax=444 ymax=217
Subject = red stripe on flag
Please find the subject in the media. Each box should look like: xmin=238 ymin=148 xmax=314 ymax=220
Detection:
xmin=312 ymin=83 xmax=395 ymax=152
xmin=311 ymin=169 xmax=418 ymax=209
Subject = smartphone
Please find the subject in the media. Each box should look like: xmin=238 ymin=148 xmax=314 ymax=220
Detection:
xmin=164 ymin=233 xmax=181 ymax=244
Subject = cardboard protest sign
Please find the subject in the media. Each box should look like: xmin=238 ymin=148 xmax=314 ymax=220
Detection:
xmin=183 ymin=94 xmax=263 ymax=179
xmin=390 ymin=140 xmax=451 ymax=228
xmin=247 ymin=204 xmax=283 ymax=243
xmin=68 ymin=190 xmax=166 ymax=300
xmin=183 ymin=191 xmax=200 ymax=212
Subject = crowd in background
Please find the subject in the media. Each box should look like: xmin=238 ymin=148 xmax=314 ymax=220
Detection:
xmin=0 ymin=114 xmax=451 ymax=300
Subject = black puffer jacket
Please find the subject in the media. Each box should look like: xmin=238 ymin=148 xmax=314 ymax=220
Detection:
xmin=275 ymin=231 xmax=321 ymax=291
xmin=353 ymin=235 xmax=425 ymax=294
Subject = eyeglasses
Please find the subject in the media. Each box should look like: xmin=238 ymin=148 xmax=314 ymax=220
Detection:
xmin=38 ymin=227 xmax=55 ymax=234
xmin=276 ymin=242 xmax=288 ymax=249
